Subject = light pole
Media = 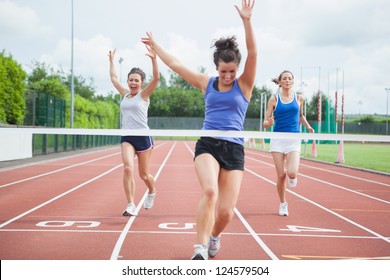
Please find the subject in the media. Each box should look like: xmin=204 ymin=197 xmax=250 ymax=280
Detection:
xmin=300 ymin=66 xmax=321 ymax=133
xmin=259 ymin=94 xmax=263 ymax=131
xmin=70 ymin=0 xmax=74 ymax=128
xmin=386 ymin=88 xmax=389 ymax=135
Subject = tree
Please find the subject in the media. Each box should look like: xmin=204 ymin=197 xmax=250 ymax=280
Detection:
xmin=27 ymin=62 xmax=70 ymax=99
xmin=65 ymin=75 xmax=95 ymax=100
xmin=0 ymin=50 xmax=27 ymax=124
xmin=306 ymin=91 xmax=328 ymax=121
xmin=246 ymin=85 xmax=273 ymax=118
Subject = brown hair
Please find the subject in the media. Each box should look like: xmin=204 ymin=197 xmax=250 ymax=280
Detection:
xmin=272 ymin=70 xmax=294 ymax=86
xmin=128 ymin=67 xmax=146 ymax=82
xmin=212 ymin=36 xmax=241 ymax=68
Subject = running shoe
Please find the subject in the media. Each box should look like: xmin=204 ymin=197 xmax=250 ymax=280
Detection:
xmin=208 ymin=236 xmax=221 ymax=258
xmin=123 ymin=202 xmax=137 ymax=216
xmin=287 ymin=177 xmax=297 ymax=188
xmin=279 ymin=202 xmax=289 ymax=216
xmin=191 ymin=244 xmax=208 ymax=260
xmin=144 ymin=192 xmax=156 ymax=209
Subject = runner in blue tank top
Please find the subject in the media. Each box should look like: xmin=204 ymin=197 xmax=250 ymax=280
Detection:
xmin=142 ymin=0 xmax=257 ymax=260
xmin=264 ymin=70 xmax=314 ymax=216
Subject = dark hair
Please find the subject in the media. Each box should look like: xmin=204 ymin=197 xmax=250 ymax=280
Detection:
xmin=128 ymin=67 xmax=146 ymax=82
xmin=212 ymin=36 xmax=241 ymax=68
xmin=272 ymin=70 xmax=294 ymax=86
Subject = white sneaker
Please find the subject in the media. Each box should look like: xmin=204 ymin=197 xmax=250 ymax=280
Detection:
xmin=144 ymin=192 xmax=156 ymax=209
xmin=287 ymin=177 xmax=297 ymax=188
xmin=208 ymin=236 xmax=221 ymax=258
xmin=191 ymin=244 xmax=208 ymax=260
xmin=279 ymin=202 xmax=289 ymax=216
xmin=123 ymin=202 xmax=137 ymax=216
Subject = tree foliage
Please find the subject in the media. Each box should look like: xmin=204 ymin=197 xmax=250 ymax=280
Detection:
xmin=1 ymin=49 xmax=336 ymax=130
xmin=0 ymin=50 xmax=27 ymax=124
xmin=305 ymin=91 xmax=329 ymax=121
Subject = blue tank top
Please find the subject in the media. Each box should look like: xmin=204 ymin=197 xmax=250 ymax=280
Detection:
xmin=273 ymin=93 xmax=300 ymax=133
xmin=202 ymin=77 xmax=249 ymax=145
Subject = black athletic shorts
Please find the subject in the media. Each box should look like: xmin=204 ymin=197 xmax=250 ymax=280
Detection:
xmin=194 ymin=137 xmax=245 ymax=170
xmin=121 ymin=135 xmax=154 ymax=152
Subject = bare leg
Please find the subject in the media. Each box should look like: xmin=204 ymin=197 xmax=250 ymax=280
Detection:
xmin=211 ymin=169 xmax=243 ymax=237
xmin=194 ymin=153 xmax=220 ymax=245
xmin=271 ymin=152 xmax=287 ymax=203
xmin=137 ymin=149 xmax=155 ymax=194
xmin=121 ymin=143 xmax=136 ymax=203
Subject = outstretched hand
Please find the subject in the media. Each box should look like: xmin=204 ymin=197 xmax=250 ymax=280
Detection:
xmin=145 ymin=45 xmax=156 ymax=60
xmin=235 ymin=0 xmax=255 ymax=20
xmin=108 ymin=48 xmax=116 ymax=62
xmin=141 ymin=32 xmax=155 ymax=49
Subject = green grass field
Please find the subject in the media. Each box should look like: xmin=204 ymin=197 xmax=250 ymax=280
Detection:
xmin=252 ymin=141 xmax=390 ymax=174
xmin=155 ymin=137 xmax=389 ymax=174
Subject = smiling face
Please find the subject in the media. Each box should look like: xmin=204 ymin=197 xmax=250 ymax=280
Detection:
xmin=217 ymin=61 xmax=238 ymax=87
xmin=127 ymin=73 xmax=144 ymax=95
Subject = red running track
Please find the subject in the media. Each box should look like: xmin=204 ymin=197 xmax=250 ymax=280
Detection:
xmin=0 ymin=140 xmax=389 ymax=260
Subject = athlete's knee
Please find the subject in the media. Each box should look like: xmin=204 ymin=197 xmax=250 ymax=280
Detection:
xmin=286 ymin=170 xmax=298 ymax=179
xmin=217 ymin=207 xmax=234 ymax=222
xmin=123 ymin=165 xmax=134 ymax=177
xmin=203 ymin=185 xmax=218 ymax=202
xmin=139 ymin=172 xmax=151 ymax=182
xmin=277 ymin=172 xmax=287 ymax=182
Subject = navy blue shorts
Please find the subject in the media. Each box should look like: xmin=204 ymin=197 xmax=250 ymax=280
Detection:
xmin=121 ymin=136 xmax=154 ymax=152
xmin=194 ymin=137 xmax=245 ymax=170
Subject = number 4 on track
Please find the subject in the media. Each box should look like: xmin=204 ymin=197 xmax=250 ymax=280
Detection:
xmin=280 ymin=225 xmax=341 ymax=233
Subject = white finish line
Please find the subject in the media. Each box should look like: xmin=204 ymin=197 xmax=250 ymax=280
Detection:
xmin=1 ymin=127 xmax=390 ymax=142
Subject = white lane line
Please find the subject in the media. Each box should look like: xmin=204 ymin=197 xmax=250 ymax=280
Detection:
xmin=0 ymin=146 xmax=119 ymax=172
xmin=184 ymin=141 xmax=279 ymax=260
xmin=245 ymin=149 xmax=390 ymax=187
xmin=246 ymin=155 xmax=390 ymax=204
xmin=244 ymin=166 xmax=390 ymax=245
xmin=1 ymin=142 xmax=168 ymax=189
xmin=0 ymin=152 xmax=120 ymax=189
xmin=109 ymin=141 xmax=177 ymax=260
xmin=233 ymin=208 xmax=279 ymax=260
xmin=301 ymin=163 xmax=390 ymax=187
xmin=0 ymin=164 xmax=123 ymax=229
xmin=2 ymin=228 xmax=388 ymax=241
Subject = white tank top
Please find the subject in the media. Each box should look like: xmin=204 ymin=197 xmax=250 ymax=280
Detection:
xmin=120 ymin=92 xmax=149 ymax=129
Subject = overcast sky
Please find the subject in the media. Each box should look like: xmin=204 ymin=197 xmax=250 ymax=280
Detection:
xmin=1 ymin=0 xmax=390 ymax=115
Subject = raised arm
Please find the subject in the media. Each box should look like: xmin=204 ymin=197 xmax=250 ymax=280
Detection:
xmin=236 ymin=0 xmax=257 ymax=99
xmin=141 ymin=32 xmax=210 ymax=93
xmin=108 ymin=49 xmax=128 ymax=96
xmin=140 ymin=45 xmax=160 ymax=99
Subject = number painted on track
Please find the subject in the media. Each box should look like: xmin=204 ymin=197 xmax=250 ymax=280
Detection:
xmin=36 ymin=221 xmax=100 ymax=228
xmin=158 ymin=222 xmax=196 ymax=230
xmin=280 ymin=225 xmax=341 ymax=233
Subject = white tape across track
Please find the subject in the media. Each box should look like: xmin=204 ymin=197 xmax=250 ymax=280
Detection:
xmin=1 ymin=127 xmax=390 ymax=142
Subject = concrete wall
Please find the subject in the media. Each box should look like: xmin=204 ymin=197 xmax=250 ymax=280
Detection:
xmin=0 ymin=132 xmax=33 ymax=161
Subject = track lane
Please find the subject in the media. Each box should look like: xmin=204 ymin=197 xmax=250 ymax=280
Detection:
xmin=243 ymin=148 xmax=390 ymax=260
xmin=0 ymin=141 xmax=173 ymax=259
xmin=0 ymin=141 xmax=389 ymax=260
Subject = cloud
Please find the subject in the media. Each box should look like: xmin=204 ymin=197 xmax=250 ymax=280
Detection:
xmin=3 ymin=0 xmax=390 ymax=115
xmin=297 ymin=0 xmax=390 ymax=47
xmin=0 ymin=0 xmax=51 ymax=39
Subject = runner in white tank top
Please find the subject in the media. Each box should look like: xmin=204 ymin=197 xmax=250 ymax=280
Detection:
xmin=108 ymin=47 xmax=159 ymax=216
